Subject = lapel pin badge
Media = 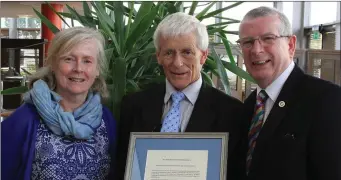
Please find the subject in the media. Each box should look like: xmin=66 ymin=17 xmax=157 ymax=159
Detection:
xmin=279 ymin=101 xmax=285 ymax=107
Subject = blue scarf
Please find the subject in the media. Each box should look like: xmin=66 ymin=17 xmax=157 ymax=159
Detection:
xmin=23 ymin=79 xmax=103 ymax=139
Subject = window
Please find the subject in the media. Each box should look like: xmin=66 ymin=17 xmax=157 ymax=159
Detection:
xmin=221 ymin=2 xmax=274 ymax=44
xmin=282 ymin=2 xmax=293 ymax=26
xmin=310 ymin=2 xmax=338 ymax=26
xmin=17 ymin=17 xmax=41 ymax=28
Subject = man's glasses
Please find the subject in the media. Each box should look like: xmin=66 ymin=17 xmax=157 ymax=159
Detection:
xmin=236 ymin=34 xmax=291 ymax=49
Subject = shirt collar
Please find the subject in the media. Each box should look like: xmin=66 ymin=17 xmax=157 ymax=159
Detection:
xmin=257 ymin=61 xmax=295 ymax=102
xmin=164 ymin=76 xmax=202 ymax=105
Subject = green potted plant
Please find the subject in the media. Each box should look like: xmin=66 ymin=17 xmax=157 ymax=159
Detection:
xmin=1 ymin=1 xmax=255 ymax=118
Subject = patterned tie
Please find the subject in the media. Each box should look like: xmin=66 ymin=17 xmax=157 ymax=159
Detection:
xmin=246 ymin=90 xmax=268 ymax=174
xmin=160 ymin=91 xmax=185 ymax=132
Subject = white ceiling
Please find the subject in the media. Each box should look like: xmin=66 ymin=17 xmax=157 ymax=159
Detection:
xmin=0 ymin=1 xmax=86 ymax=18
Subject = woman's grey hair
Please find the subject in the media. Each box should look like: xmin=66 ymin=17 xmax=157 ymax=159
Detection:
xmin=240 ymin=6 xmax=292 ymax=36
xmin=28 ymin=27 xmax=109 ymax=98
xmin=153 ymin=12 xmax=209 ymax=51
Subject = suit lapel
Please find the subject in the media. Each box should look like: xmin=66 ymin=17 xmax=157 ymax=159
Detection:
xmin=142 ymin=83 xmax=217 ymax=132
xmin=244 ymin=90 xmax=257 ymax=127
xmin=186 ymin=83 xmax=216 ymax=132
xmin=252 ymin=65 xmax=305 ymax=160
xmin=142 ymin=84 xmax=165 ymax=131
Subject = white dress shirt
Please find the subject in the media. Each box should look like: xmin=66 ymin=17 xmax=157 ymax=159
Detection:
xmin=162 ymin=77 xmax=202 ymax=132
xmin=256 ymin=61 xmax=295 ymax=123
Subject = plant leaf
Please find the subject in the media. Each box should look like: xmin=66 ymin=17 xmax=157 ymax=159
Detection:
xmin=82 ymin=2 xmax=96 ymax=25
xmin=106 ymin=3 xmax=136 ymax=18
xmin=69 ymin=4 xmax=97 ymax=28
xmin=201 ymin=71 xmax=215 ymax=87
xmin=222 ymin=61 xmax=255 ymax=83
xmin=207 ymin=26 xmax=227 ymax=35
xmin=111 ymin=57 xmax=126 ymax=119
xmin=196 ymin=2 xmax=216 ymax=20
xmin=129 ymin=2 xmax=154 ymax=36
xmin=125 ymin=1 xmax=135 ymax=40
xmin=214 ymin=16 xmax=240 ymax=22
xmin=165 ymin=2 xmax=178 ymax=14
xmin=105 ymin=48 xmax=115 ymax=63
xmin=45 ymin=2 xmax=70 ymax=28
xmin=131 ymin=66 xmax=145 ymax=80
xmin=113 ymin=1 xmax=125 ymax=55
xmin=126 ymin=79 xmax=140 ymax=93
xmin=210 ymin=46 xmax=231 ymax=95
xmin=125 ymin=3 xmax=160 ymax=54
xmin=207 ymin=21 xmax=239 ymax=28
xmin=221 ymin=30 xmax=239 ymax=35
xmin=188 ymin=2 xmax=199 ymax=15
xmin=82 ymin=2 xmax=92 ymax=18
xmin=33 ymin=8 xmax=60 ymax=34
xmin=201 ymin=2 xmax=243 ymax=19
xmin=92 ymin=2 xmax=116 ymax=30
xmin=218 ymin=32 xmax=237 ymax=65
xmin=59 ymin=12 xmax=73 ymax=19
xmin=92 ymin=2 xmax=121 ymax=56
xmin=204 ymin=57 xmax=217 ymax=70
xmin=1 ymin=86 xmax=29 ymax=95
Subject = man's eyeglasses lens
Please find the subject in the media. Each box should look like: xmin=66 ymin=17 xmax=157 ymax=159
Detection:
xmin=237 ymin=34 xmax=288 ymax=48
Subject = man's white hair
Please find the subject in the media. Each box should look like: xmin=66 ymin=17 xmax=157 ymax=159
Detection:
xmin=153 ymin=12 xmax=209 ymax=51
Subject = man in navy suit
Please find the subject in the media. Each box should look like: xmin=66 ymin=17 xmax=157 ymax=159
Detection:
xmin=115 ymin=12 xmax=246 ymax=180
xmin=240 ymin=6 xmax=341 ymax=180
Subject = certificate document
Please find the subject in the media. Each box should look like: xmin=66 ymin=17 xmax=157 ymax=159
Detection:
xmin=144 ymin=150 xmax=208 ymax=180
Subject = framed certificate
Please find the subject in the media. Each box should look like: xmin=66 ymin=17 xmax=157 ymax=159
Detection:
xmin=124 ymin=132 xmax=228 ymax=180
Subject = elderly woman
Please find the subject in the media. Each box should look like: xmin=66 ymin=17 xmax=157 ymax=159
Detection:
xmin=1 ymin=27 xmax=116 ymax=180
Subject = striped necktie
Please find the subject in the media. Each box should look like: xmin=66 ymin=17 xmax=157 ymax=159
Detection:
xmin=246 ymin=90 xmax=268 ymax=174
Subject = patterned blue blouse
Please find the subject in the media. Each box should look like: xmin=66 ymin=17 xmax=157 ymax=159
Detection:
xmin=31 ymin=119 xmax=111 ymax=180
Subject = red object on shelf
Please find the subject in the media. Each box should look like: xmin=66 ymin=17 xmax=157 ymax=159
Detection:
xmin=41 ymin=3 xmax=63 ymax=59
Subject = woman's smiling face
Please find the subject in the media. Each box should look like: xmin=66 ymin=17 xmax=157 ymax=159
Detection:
xmin=53 ymin=39 xmax=99 ymax=99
